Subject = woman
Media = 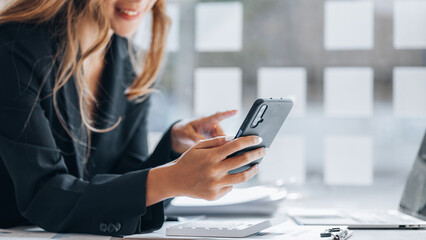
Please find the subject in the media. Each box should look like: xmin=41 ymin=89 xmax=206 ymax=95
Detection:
xmin=0 ymin=0 xmax=265 ymax=236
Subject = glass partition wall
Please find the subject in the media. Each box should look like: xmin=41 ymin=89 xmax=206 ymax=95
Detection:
xmin=143 ymin=0 xmax=426 ymax=186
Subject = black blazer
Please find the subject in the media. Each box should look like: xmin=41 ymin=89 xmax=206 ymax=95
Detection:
xmin=0 ymin=22 xmax=178 ymax=236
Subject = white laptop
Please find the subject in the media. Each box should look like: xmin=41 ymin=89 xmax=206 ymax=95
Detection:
xmin=288 ymin=130 xmax=426 ymax=229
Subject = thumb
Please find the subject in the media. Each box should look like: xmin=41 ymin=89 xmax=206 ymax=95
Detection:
xmin=187 ymin=127 xmax=206 ymax=143
xmin=211 ymin=124 xmax=225 ymax=137
xmin=192 ymin=133 xmax=206 ymax=143
xmin=196 ymin=136 xmax=234 ymax=149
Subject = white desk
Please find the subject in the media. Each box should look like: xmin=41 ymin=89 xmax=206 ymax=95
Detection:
xmin=4 ymin=176 xmax=426 ymax=239
xmin=278 ymin=175 xmax=426 ymax=239
xmin=147 ymin=175 xmax=426 ymax=240
xmin=127 ymin=217 xmax=426 ymax=240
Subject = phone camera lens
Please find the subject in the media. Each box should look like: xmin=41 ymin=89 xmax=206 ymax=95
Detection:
xmin=251 ymin=104 xmax=267 ymax=128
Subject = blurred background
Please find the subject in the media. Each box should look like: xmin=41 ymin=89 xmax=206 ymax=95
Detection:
xmin=141 ymin=0 xmax=426 ymax=186
xmin=1 ymin=0 xmax=424 ymax=187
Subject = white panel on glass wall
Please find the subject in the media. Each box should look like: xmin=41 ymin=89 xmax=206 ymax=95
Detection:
xmin=167 ymin=3 xmax=180 ymax=52
xmin=324 ymin=135 xmax=373 ymax=185
xmin=259 ymin=135 xmax=305 ymax=184
xmin=257 ymin=68 xmax=307 ymax=117
xmin=194 ymin=68 xmax=242 ymax=116
xmin=393 ymin=67 xmax=426 ymax=117
xmin=195 ymin=2 xmax=243 ymax=52
xmin=324 ymin=67 xmax=374 ymax=117
xmin=394 ymin=0 xmax=426 ymax=49
xmin=148 ymin=132 xmax=163 ymax=154
xmin=324 ymin=0 xmax=374 ymax=50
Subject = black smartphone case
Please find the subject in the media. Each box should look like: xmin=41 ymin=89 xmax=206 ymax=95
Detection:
xmin=228 ymin=98 xmax=293 ymax=174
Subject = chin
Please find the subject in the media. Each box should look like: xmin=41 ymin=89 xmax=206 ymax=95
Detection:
xmin=113 ymin=28 xmax=137 ymax=38
xmin=110 ymin=22 xmax=139 ymax=38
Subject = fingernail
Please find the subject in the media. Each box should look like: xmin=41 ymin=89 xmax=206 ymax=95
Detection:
xmin=225 ymin=135 xmax=234 ymax=142
xmin=257 ymin=137 xmax=263 ymax=144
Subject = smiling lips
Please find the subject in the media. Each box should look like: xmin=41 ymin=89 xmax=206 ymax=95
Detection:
xmin=115 ymin=7 xmax=141 ymax=20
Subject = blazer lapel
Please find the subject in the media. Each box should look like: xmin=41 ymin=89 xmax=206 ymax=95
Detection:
xmin=85 ymin=35 xmax=130 ymax=176
xmin=56 ymin=75 xmax=87 ymax=178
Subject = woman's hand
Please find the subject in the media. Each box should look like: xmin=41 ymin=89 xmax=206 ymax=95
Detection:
xmin=170 ymin=110 xmax=237 ymax=154
xmin=145 ymin=135 xmax=264 ymax=205
xmin=171 ymin=136 xmax=264 ymax=200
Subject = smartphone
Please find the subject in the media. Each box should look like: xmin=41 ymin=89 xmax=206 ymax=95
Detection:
xmin=228 ymin=98 xmax=294 ymax=174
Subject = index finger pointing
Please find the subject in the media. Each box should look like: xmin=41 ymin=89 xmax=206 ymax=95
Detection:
xmin=203 ymin=110 xmax=237 ymax=124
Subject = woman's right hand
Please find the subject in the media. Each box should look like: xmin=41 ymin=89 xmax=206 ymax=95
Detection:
xmin=169 ymin=135 xmax=265 ymax=200
xmin=146 ymin=135 xmax=265 ymax=206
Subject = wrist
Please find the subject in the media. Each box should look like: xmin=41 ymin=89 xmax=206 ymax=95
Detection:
xmin=146 ymin=164 xmax=180 ymax=206
xmin=170 ymin=122 xmax=185 ymax=154
xmin=170 ymin=122 xmax=180 ymax=153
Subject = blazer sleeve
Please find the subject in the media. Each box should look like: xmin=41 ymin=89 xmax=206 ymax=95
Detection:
xmin=110 ymin=97 xmax=181 ymax=174
xmin=0 ymin=29 xmax=164 ymax=236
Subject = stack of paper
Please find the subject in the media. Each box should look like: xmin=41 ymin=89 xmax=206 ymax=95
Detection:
xmin=165 ymin=185 xmax=287 ymax=216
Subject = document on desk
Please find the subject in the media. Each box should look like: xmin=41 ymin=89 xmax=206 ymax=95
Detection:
xmin=124 ymin=223 xmax=352 ymax=240
xmin=165 ymin=185 xmax=287 ymax=216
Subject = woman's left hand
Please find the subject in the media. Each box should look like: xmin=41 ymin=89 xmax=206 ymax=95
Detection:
xmin=170 ymin=110 xmax=237 ymax=154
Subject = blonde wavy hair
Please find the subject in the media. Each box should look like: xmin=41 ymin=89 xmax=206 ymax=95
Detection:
xmin=0 ymin=0 xmax=170 ymax=156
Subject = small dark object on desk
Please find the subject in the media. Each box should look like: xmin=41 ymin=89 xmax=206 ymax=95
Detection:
xmin=320 ymin=227 xmax=349 ymax=240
